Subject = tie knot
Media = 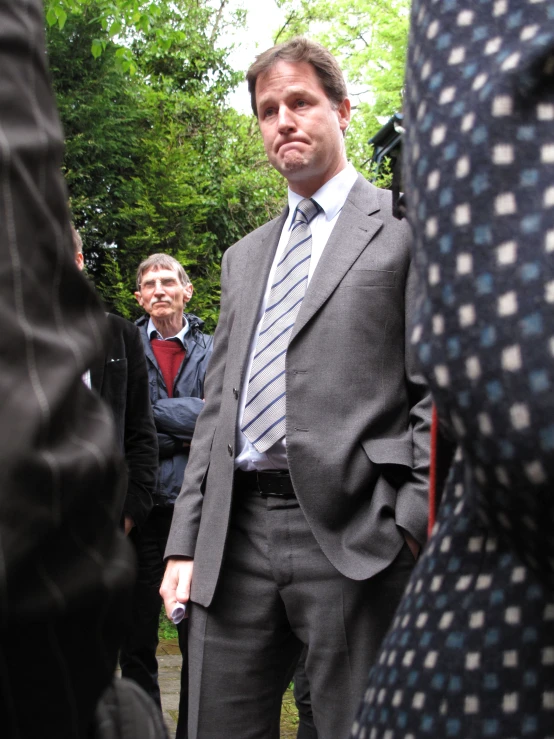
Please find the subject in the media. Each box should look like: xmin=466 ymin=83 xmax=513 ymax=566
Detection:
xmin=294 ymin=198 xmax=320 ymax=225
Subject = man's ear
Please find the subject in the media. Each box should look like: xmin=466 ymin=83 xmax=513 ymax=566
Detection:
xmin=337 ymin=98 xmax=351 ymax=133
xmin=183 ymin=283 xmax=194 ymax=305
xmin=134 ymin=290 xmax=144 ymax=309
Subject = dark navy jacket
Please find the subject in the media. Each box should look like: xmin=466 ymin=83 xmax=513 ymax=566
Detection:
xmin=135 ymin=313 xmax=213 ymax=507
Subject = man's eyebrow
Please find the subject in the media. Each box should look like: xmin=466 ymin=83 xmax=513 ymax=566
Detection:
xmin=258 ymin=87 xmax=313 ymax=108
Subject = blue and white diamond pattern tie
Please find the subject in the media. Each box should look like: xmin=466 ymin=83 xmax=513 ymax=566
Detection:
xmin=241 ymin=197 xmax=321 ymax=452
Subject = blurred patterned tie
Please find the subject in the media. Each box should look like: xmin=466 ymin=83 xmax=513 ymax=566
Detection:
xmin=241 ymin=197 xmax=321 ymax=452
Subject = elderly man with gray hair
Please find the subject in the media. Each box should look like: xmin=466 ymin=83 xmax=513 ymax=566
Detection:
xmin=121 ymin=254 xmax=213 ymax=738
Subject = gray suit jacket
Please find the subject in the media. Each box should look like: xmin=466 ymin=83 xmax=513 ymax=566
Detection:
xmin=166 ymin=174 xmax=432 ymax=607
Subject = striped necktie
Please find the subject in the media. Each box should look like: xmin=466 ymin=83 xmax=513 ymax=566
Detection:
xmin=241 ymin=197 xmax=321 ymax=452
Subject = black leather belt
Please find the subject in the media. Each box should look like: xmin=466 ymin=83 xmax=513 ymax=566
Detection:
xmin=234 ymin=469 xmax=296 ymax=498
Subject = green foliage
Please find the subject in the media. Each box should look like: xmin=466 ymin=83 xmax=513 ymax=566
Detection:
xmin=158 ymin=609 xmax=178 ymax=641
xmin=369 ymin=157 xmax=394 ymax=190
xmin=97 ymin=249 xmax=138 ymax=318
xmin=45 ymin=0 xmax=285 ymax=328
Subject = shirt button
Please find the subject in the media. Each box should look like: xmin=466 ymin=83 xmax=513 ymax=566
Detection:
xmin=228 ymin=444 xmax=233 ymax=457
xmin=233 ymin=388 xmax=239 ymax=399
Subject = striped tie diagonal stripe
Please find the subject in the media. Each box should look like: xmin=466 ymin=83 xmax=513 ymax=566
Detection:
xmin=241 ymin=197 xmax=321 ymax=452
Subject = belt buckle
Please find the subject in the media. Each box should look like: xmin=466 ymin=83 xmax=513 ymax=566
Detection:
xmin=257 ymin=470 xmax=275 ymax=498
xmin=257 ymin=470 xmax=291 ymax=498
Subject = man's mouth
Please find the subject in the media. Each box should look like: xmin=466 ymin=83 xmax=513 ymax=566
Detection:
xmin=278 ymin=140 xmax=303 ymax=152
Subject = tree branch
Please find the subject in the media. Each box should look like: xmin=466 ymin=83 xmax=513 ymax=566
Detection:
xmin=274 ymin=12 xmax=297 ymax=44
xmin=209 ymin=0 xmax=228 ymax=42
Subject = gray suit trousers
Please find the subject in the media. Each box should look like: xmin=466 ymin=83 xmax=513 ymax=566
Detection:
xmin=187 ymin=482 xmax=414 ymax=739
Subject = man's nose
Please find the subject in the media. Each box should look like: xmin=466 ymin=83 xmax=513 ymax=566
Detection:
xmin=277 ymin=106 xmax=296 ymax=133
xmin=153 ymin=279 xmax=167 ymax=294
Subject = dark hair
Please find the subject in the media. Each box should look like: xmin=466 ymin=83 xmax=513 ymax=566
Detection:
xmin=246 ymin=37 xmax=348 ymax=117
xmin=135 ymin=253 xmax=191 ymax=292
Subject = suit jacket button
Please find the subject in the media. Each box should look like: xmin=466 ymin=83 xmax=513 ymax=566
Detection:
xmin=228 ymin=444 xmax=233 ymax=456
xmin=233 ymin=388 xmax=239 ymax=399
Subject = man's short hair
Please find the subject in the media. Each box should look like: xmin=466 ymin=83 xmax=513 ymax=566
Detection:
xmin=70 ymin=224 xmax=82 ymax=254
xmin=136 ymin=253 xmax=191 ymax=291
xmin=246 ymin=37 xmax=348 ymax=117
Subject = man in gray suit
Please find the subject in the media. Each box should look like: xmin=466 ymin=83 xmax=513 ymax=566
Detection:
xmin=161 ymin=37 xmax=431 ymax=739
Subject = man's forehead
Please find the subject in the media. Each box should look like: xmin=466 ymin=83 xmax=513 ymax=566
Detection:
xmin=258 ymin=81 xmax=313 ymax=101
xmin=141 ymin=265 xmax=179 ymax=279
xmin=256 ymin=60 xmax=324 ymax=94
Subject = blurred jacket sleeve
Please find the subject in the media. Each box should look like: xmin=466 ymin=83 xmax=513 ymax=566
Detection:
xmin=0 ymin=1 xmax=134 ymax=736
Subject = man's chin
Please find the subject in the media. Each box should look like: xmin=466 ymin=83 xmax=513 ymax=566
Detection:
xmin=278 ymin=151 xmax=307 ymax=174
xmin=151 ymin=306 xmax=171 ymax=316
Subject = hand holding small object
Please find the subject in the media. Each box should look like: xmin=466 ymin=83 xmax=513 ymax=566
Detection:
xmin=171 ymin=602 xmax=187 ymax=624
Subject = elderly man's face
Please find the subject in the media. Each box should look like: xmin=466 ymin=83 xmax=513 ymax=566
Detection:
xmin=255 ymin=60 xmax=350 ymax=197
xmin=135 ymin=267 xmax=192 ymax=321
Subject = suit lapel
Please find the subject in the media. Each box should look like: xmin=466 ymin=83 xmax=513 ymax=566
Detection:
xmin=235 ymin=209 xmax=288 ymax=368
xmin=291 ymin=176 xmax=383 ymax=342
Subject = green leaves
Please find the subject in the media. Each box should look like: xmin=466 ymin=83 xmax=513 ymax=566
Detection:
xmin=91 ymin=38 xmax=103 ymax=57
xmin=45 ymin=0 xmax=160 ymax=58
xmin=45 ymin=2 xmax=68 ymax=29
xmin=57 ymin=8 xmax=68 ymax=28
xmin=46 ymin=6 xmax=57 ymax=26
xmin=108 ymin=20 xmax=122 ymax=36
xmin=45 ymin=0 xmax=282 ymax=328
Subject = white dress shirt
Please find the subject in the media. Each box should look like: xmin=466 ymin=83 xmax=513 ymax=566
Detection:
xmin=235 ymin=162 xmax=358 ymax=471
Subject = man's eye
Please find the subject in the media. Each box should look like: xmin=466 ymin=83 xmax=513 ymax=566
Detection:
xmin=142 ymin=279 xmax=177 ymax=290
xmin=263 ymin=108 xmax=276 ymax=118
xmin=296 ymin=100 xmax=307 ymax=108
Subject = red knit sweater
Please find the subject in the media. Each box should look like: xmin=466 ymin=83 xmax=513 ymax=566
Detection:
xmin=151 ymin=339 xmax=185 ymax=398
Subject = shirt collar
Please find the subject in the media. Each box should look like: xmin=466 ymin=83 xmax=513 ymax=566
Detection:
xmin=148 ymin=315 xmax=189 ymax=345
xmin=287 ymin=162 xmax=358 ymax=225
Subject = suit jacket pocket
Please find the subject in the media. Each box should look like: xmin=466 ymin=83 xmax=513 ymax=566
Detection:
xmin=362 ymin=436 xmax=414 ymax=494
xmin=361 ymin=435 xmax=413 ymax=468
xmin=340 ymin=269 xmax=396 ymax=288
